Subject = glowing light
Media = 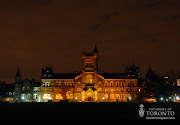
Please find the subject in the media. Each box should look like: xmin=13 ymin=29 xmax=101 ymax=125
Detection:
xmin=160 ymin=97 xmax=163 ymax=101
xmin=176 ymin=96 xmax=179 ymax=100
xmin=43 ymin=93 xmax=51 ymax=100
xmin=75 ymin=97 xmax=77 ymax=100
xmin=102 ymin=97 xmax=105 ymax=100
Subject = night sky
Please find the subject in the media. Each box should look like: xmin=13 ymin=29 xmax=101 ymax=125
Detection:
xmin=0 ymin=0 xmax=180 ymax=83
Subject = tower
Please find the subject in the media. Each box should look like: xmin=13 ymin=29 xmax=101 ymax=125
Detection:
xmin=14 ymin=67 xmax=22 ymax=102
xmin=81 ymin=45 xmax=98 ymax=101
xmin=15 ymin=67 xmax=21 ymax=84
xmin=82 ymin=45 xmax=98 ymax=74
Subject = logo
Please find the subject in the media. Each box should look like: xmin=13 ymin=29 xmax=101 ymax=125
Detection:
xmin=138 ymin=104 xmax=145 ymax=117
xmin=138 ymin=104 xmax=175 ymax=120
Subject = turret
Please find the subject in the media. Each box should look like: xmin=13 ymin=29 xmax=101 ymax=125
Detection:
xmin=15 ymin=67 xmax=21 ymax=84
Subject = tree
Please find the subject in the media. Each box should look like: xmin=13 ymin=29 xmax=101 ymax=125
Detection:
xmin=143 ymin=66 xmax=161 ymax=98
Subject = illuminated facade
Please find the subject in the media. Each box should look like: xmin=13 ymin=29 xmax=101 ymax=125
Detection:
xmin=40 ymin=46 xmax=141 ymax=102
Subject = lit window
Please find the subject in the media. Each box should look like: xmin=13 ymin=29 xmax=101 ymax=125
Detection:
xmin=110 ymin=94 xmax=114 ymax=99
xmin=34 ymin=94 xmax=37 ymax=99
xmin=77 ymin=88 xmax=81 ymax=91
xmin=43 ymin=93 xmax=51 ymax=100
xmin=55 ymin=94 xmax=62 ymax=100
xmin=66 ymin=91 xmax=73 ymax=99
xmin=98 ymin=88 xmax=102 ymax=92
xmin=21 ymin=94 xmax=25 ymax=100
xmin=105 ymin=94 xmax=108 ymax=99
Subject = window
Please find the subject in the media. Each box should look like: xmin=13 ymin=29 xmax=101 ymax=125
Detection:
xmin=28 ymin=94 xmax=32 ymax=99
xmin=43 ymin=93 xmax=51 ymax=100
xmin=22 ymin=87 xmax=25 ymax=91
xmin=110 ymin=94 xmax=114 ymax=100
xmin=105 ymin=83 xmax=108 ymax=87
xmin=86 ymin=63 xmax=88 ymax=67
xmin=133 ymin=83 xmax=135 ymax=87
xmin=77 ymin=88 xmax=81 ymax=91
xmin=116 ymin=82 xmax=119 ymax=87
xmin=21 ymin=94 xmax=25 ymax=100
xmin=98 ymin=88 xmax=102 ymax=92
xmin=105 ymin=94 xmax=108 ymax=99
xmin=89 ymin=79 xmax=92 ymax=84
xmin=111 ymin=82 xmax=113 ymax=87
xmin=34 ymin=94 xmax=37 ymax=99
xmin=116 ymin=94 xmax=120 ymax=99
xmin=55 ymin=94 xmax=62 ymax=100
xmin=66 ymin=91 xmax=73 ymax=99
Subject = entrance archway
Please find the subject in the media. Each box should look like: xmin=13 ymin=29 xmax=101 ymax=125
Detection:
xmin=82 ymin=88 xmax=97 ymax=102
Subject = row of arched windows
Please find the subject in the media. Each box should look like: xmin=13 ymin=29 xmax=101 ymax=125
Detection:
xmin=105 ymin=82 xmax=135 ymax=87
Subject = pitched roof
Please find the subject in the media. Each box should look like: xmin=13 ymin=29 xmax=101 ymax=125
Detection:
xmin=33 ymin=82 xmax=41 ymax=87
xmin=15 ymin=67 xmax=21 ymax=78
xmin=53 ymin=73 xmax=81 ymax=79
xmin=99 ymin=72 xmax=126 ymax=79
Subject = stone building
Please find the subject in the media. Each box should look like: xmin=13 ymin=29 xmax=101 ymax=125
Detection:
xmin=40 ymin=46 xmax=141 ymax=102
xmin=14 ymin=68 xmax=40 ymax=102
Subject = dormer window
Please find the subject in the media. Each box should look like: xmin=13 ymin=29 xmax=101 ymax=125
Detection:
xmin=48 ymin=75 xmax=51 ymax=77
xmin=46 ymin=70 xmax=49 ymax=72
xmin=43 ymin=75 xmax=47 ymax=77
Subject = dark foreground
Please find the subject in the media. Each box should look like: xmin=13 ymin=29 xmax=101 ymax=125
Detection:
xmin=0 ymin=102 xmax=180 ymax=120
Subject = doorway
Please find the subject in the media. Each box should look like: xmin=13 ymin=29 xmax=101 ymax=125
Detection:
xmin=88 ymin=97 xmax=92 ymax=101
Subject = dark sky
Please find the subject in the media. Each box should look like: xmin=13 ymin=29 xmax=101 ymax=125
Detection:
xmin=0 ymin=0 xmax=180 ymax=83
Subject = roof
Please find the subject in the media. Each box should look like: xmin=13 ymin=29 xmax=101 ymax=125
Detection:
xmin=99 ymin=72 xmax=126 ymax=79
xmin=85 ymin=53 xmax=94 ymax=56
xmin=15 ymin=67 xmax=21 ymax=78
xmin=42 ymin=73 xmax=81 ymax=79
xmin=33 ymin=82 xmax=41 ymax=87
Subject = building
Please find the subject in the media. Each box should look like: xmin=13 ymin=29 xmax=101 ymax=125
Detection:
xmin=0 ymin=81 xmax=15 ymax=102
xmin=14 ymin=68 xmax=41 ymax=102
xmin=40 ymin=46 xmax=141 ymax=102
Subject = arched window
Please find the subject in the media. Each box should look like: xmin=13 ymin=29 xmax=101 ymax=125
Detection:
xmin=56 ymin=94 xmax=62 ymax=100
xmin=116 ymin=94 xmax=120 ymax=99
xmin=105 ymin=82 xmax=108 ymax=87
xmin=111 ymin=82 xmax=113 ymax=87
xmin=104 ymin=94 xmax=108 ymax=99
xmin=98 ymin=88 xmax=102 ymax=92
xmin=66 ymin=91 xmax=73 ymax=99
xmin=43 ymin=93 xmax=51 ymax=100
xmin=116 ymin=82 xmax=119 ymax=87
xmin=110 ymin=94 xmax=114 ymax=100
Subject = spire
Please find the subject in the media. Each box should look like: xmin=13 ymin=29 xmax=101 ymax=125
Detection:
xmin=15 ymin=67 xmax=21 ymax=78
xmin=94 ymin=44 xmax=98 ymax=53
